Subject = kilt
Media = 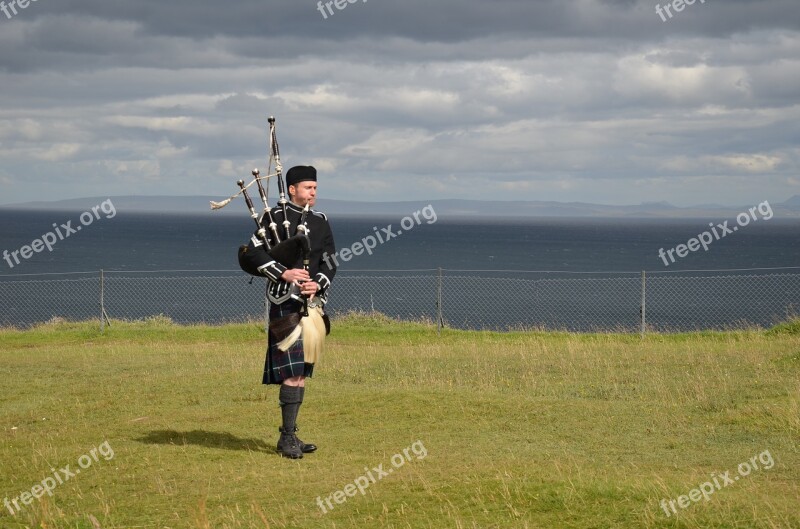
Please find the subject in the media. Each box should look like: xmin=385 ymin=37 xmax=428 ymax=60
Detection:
xmin=262 ymin=299 xmax=315 ymax=385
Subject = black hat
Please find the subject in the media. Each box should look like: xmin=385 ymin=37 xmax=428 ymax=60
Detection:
xmin=286 ymin=165 xmax=317 ymax=187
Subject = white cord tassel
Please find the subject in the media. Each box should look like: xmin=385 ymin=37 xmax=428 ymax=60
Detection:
xmin=210 ymin=198 xmax=233 ymax=210
xmin=210 ymin=174 xmax=276 ymax=211
xmin=276 ymin=325 xmax=302 ymax=352
xmin=274 ymin=306 xmax=326 ymax=363
xmin=301 ymin=306 xmax=327 ymax=364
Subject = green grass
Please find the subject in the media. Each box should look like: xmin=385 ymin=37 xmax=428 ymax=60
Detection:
xmin=0 ymin=314 xmax=798 ymax=528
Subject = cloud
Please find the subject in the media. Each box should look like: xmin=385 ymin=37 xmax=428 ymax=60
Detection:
xmin=0 ymin=0 xmax=798 ymax=207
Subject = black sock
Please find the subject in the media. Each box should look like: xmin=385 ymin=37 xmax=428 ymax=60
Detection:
xmin=296 ymin=387 xmax=305 ymax=429
xmin=279 ymin=385 xmax=303 ymax=432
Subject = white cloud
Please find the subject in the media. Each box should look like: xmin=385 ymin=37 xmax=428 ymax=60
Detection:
xmin=104 ymin=116 xmax=217 ymax=135
xmin=706 ymin=154 xmax=783 ymax=173
xmin=274 ymin=84 xmax=356 ymax=111
xmin=155 ymin=140 xmax=189 ymax=159
xmin=103 ymin=160 xmax=161 ymax=181
xmin=35 ymin=143 xmax=82 ymax=162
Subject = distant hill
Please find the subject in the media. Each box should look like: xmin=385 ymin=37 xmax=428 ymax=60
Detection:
xmin=2 ymin=195 xmax=799 ymax=218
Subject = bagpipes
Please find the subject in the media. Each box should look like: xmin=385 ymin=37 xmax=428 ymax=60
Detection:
xmin=211 ymin=116 xmax=328 ymax=358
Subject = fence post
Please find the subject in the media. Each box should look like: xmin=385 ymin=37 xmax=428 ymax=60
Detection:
xmin=100 ymin=269 xmax=105 ymax=333
xmin=640 ymin=270 xmax=646 ymax=338
xmin=99 ymin=269 xmax=111 ymax=332
xmin=437 ymin=267 xmax=443 ymax=336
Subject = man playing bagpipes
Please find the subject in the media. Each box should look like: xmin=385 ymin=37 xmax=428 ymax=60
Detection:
xmin=211 ymin=117 xmax=336 ymax=458
xmin=237 ymin=164 xmax=337 ymax=459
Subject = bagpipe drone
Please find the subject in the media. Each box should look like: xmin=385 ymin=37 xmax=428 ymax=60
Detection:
xmin=210 ymin=117 xmax=328 ymax=356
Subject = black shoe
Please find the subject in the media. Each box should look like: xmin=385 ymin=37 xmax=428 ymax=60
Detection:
xmin=294 ymin=426 xmax=317 ymax=453
xmin=277 ymin=427 xmax=303 ymax=459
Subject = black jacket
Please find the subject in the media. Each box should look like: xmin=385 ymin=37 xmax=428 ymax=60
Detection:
xmin=239 ymin=201 xmax=336 ymax=302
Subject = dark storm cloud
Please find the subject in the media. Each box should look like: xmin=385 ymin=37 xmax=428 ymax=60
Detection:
xmin=20 ymin=0 xmax=800 ymax=40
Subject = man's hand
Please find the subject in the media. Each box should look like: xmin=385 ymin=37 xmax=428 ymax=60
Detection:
xmin=300 ymin=281 xmax=319 ymax=298
xmin=281 ymin=269 xmax=319 ymax=299
xmin=281 ymin=269 xmax=310 ymax=283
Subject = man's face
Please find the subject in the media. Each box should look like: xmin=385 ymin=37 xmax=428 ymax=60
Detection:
xmin=289 ymin=181 xmax=317 ymax=207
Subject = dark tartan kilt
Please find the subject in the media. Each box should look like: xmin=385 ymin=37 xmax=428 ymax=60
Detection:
xmin=262 ymin=299 xmax=315 ymax=385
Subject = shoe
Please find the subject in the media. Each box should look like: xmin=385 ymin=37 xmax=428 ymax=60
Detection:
xmin=294 ymin=426 xmax=317 ymax=453
xmin=277 ymin=427 xmax=303 ymax=459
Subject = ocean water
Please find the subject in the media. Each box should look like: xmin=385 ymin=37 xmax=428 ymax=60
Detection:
xmin=1 ymin=209 xmax=799 ymax=330
xmin=1 ymin=210 xmax=799 ymax=274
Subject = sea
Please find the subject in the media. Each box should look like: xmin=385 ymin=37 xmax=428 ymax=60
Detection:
xmin=1 ymin=209 xmax=799 ymax=273
xmin=1 ymin=209 xmax=799 ymax=330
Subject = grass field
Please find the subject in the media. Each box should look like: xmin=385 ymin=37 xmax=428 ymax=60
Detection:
xmin=1 ymin=314 xmax=799 ymax=529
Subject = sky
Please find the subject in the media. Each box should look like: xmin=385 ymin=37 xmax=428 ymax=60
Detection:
xmin=0 ymin=0 xmax=798 ymax=207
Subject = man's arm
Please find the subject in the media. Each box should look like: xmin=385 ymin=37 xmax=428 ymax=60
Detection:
xmin=238 ymin=231 xmax=288 ymax=282
xmin=314 ymin=221 xmax=336 ymax=295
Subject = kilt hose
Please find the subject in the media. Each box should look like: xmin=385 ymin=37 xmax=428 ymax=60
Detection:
xmin=263 ymin=299 xmax=315 ymax=385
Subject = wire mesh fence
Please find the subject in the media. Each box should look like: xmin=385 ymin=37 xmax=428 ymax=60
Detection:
xmin=0 ymin=268 xmax=798 ymax=333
